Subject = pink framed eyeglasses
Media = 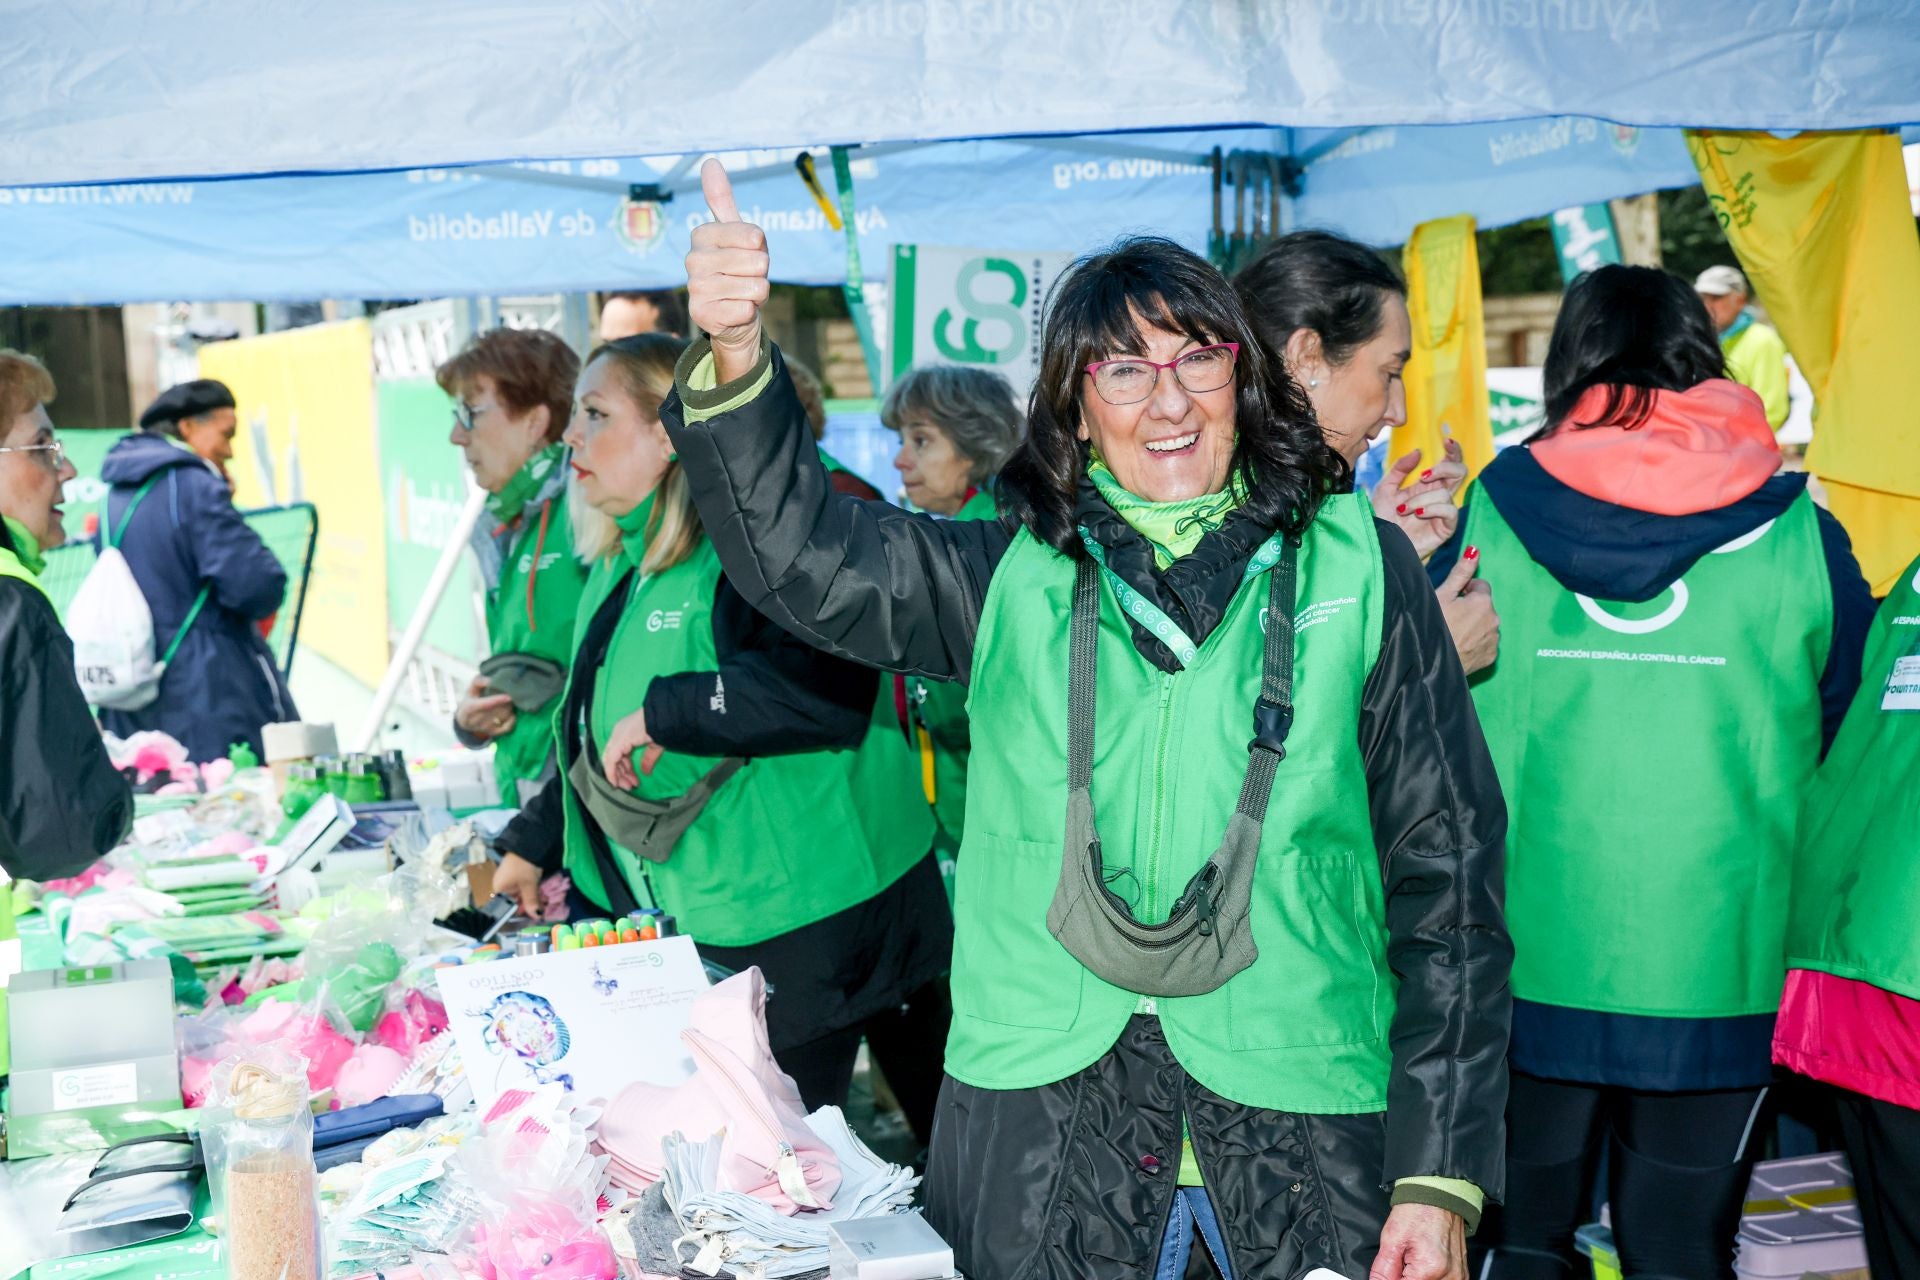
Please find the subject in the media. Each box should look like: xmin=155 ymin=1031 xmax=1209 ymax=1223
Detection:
xmin=1083 ymin=343 xmax=1240 ymax=406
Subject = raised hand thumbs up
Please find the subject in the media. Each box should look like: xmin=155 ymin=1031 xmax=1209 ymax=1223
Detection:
xmin=687 ymin=158 xmax=770 ymax=382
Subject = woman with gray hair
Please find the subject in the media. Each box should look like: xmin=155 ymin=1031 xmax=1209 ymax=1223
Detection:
xmin=884 ymin=365 xmax=1022 ymax=518
xmin=883 ymin=364 xmax=1024 ymax=876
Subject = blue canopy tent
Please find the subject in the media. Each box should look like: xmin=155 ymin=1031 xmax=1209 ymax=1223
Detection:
xmin=0 ymin=123 xmax=1708 ymax=304
xmin=0 ymin=0 xmax=1916 ymax=304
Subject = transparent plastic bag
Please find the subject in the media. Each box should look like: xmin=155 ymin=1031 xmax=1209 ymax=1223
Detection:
xmin=202 ymin=1049 xmax=323 ymax=1280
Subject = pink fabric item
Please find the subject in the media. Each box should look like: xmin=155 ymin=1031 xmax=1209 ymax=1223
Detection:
xmin=41 ymin=864 xmax=133 ymax=896
xmin=372 ymin=991 xmax=450 ymax=1058
xmin=239 ymin=1000 xmax=356 ymax=1093
xmin=181 ymin=1055 xmax=217 ymax=1108
xmin=471 ymin=1196 xmax=618 ymax=1280
xmin=594 ymin=968 xmax=841 ymax=1213
xmin=192 ymin=831 xmax=258 ymax=859
xmin=1532 ymin=378 xmax=1781 ymax=516
xmin=200 ymin=758 xmax=237 ymax=790
xmin=1774 ymin=968 xmax=1920 ymax=1112
xmin=333 ymin=1043 xmax=410 ymax=1109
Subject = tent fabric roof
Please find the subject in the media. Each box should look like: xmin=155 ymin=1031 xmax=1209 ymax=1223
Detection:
xmin=3 ymin=0 xmax=1918 ymax=188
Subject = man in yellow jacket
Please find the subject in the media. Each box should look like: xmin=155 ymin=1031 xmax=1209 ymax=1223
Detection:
xmin=1696 ymin=265 xmax=1790 ymax=430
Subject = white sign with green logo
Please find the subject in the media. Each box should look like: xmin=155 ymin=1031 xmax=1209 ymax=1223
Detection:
xmin=890 ymin=244 xmax=1073 ymax=392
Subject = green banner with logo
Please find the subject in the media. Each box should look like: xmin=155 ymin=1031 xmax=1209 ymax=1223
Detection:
xmin=377 ymin=379 xmax=484 ymax=664
xmin=890 ymin=243 xmax=1073 ymax=392
xmin=1549 ymin=203 xmax=1624 ymax=284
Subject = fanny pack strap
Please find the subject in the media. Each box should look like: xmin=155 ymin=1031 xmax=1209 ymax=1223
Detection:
xmin=1068 ymin=539 xmax=1296 ymax=818
xmin=571 ymin=721 xmax=746 ymax=865
xmin=1049 ymin=537 xmax=1297 ymax=994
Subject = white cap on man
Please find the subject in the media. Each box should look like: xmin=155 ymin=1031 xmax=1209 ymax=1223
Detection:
xmin=1694 ymin=265 xmax=1749 ymax=297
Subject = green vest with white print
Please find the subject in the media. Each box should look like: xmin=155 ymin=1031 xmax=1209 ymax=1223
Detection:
xmin=1466 ymin=488 xmax=1829 ymax=1018
xmin=945 ymin=491 xmax=1393 ymax=1113
xmin=557 ymin=532 xmax=932 ymax=946
xmin=1785 ymin=551 xmax=1920 ymax=1001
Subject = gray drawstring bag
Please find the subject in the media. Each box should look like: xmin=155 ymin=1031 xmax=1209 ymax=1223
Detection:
xmin=478 ymin=651 xmax=569 ymax=713
xmin=1045 ymin=540 xmax=1298 ymax=997
xmin=569 ymin=731 xmax=744 ymax=865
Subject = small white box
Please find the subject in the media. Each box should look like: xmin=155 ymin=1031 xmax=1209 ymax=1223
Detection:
xmin=261 ymin=721 xmax=339 ymax=763
xmin=827 ymin=1214 xmax=957 ymax=1280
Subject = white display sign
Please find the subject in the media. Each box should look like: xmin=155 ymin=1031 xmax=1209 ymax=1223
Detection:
xmin=434 ymin=936 xmax=709 ymax=1111
xmin=890 ymin=243 xmax=1074 ymax=395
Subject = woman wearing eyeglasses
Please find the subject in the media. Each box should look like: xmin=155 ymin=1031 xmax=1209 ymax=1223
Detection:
xmin=0 ymin=350 xmax=133 ymax=882
xmin=434 ymin=329 xmax=593 ymax=826
xmin=662 ymin=163 xmax=1510 ymax=1280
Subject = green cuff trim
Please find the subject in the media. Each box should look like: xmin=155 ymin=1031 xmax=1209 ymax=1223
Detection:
xmin=1392 ymin=1177 xmax=1484 ymax=1235
xmin=675 ymin=332 xmax=774 ymax=423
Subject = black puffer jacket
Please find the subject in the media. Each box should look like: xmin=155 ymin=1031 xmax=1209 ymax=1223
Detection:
xmin=663 ymin=339 xmax=1511 ymax=1277
xmin=0 ymin=520 xmax=133 ymax=881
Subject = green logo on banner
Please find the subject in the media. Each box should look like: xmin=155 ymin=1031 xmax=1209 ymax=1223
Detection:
xmin=933 ymin=257 xmax=1027 ymax=364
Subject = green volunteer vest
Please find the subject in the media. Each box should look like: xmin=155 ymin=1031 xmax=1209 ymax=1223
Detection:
xmin=1785 ymin=552 xmax=1920 ymax=1001
xmin=1466 ymin=487 xmax=1830 ymax=1018
xmin=947 ymin=492 xmax=1392 ymax=1113
xmin=557 ymin=532 xmax=932 ymax=947
xmin=912 ymin=488 xmax=999 ymax=852
xmin=485 ymin=495 xmax=589 ymax=805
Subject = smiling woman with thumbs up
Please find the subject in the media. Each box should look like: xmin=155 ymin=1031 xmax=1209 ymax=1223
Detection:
xmin=661 ymin=159 xmax=1511 ymax=1280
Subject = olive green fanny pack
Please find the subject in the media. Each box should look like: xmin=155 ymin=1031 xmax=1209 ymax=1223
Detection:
xmin=568 ymin=736 xmax=744 ymax=864
xmin=479 ymin=651 xmax=569 ymax=713
xmin=1044 ymin=541 xmax=1298 ymax=998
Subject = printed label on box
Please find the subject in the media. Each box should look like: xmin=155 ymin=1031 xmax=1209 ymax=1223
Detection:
xmin=51 ymin=1062 xmax=140 ymax=1112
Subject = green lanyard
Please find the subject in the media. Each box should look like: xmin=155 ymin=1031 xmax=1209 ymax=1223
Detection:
xmin=1076 ymin=528 xmax=1289 ymax=669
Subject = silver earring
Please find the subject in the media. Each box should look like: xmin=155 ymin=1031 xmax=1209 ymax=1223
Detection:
xmin=1308 ymin=378 xmax=1320 ymax=388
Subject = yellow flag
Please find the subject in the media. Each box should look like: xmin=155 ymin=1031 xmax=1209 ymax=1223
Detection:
xmin=1392 ymin=214 xmax=1495 ymax=491
xmin=1688 ymin=129 xmax=1920 ymax=595
xmin=200 ymin=320 xmax=392 ymax=685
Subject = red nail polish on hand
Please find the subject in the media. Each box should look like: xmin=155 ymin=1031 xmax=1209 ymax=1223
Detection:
xmin=1396 ymin=504 xmax=1407 ymax=515
xmin=1414 ymin=508 xmax=1426 ymax=517
xmin=1465 ymin=545 xmax=1479 ymax=560
xmin=1419 ymin=469 xmax=1433 ymax=481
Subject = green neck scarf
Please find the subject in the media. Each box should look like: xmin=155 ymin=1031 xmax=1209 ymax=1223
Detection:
xmin=613 ymin=492 xmax=658 ymax=570
xmin=1088 ymin=458 xmax=1242 ymax=568
xmin=487 ymin=444 xmax=566 ymax=524
xmin=1 ymin=516 xmax=44 ymax=577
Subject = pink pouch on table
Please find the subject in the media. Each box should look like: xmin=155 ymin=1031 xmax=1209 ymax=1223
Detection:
xmin=595 ymin=968 xmax=840 ymax=1213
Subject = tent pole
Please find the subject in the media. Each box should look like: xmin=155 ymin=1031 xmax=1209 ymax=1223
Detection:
xmin=350 ymin=484 xmax=488 ymax=754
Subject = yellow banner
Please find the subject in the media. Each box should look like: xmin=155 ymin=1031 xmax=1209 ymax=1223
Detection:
xmin=1393 ymin=214 xmax=1494 ymax=489
xmin=199 ymin=320 xmax=391 ymax=684
xmin=1689 ymin=129 xmax=1920 ymax=594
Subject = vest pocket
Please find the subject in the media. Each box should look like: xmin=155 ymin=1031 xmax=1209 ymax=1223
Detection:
xmin=951 ymin=833 xmax=1085 ymax=1031
xmin=1227 ymin=850 xmax=1386 ymax=1050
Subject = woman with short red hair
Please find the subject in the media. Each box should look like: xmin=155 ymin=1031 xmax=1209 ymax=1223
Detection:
xmin=437 ymin=327 xmax=592 ymax=823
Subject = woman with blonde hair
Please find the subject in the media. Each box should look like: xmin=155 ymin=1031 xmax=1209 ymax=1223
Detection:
xmin=495 ymin=334 xmax=953 ymax=1140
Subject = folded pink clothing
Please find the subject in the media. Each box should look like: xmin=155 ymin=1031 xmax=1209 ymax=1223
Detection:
xmin=593 ymin=967 xmax=841 ymax=1213
xmin=1774 ymin=968 xmax=1920 ymax=1112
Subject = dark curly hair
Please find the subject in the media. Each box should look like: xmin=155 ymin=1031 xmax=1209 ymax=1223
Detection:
xmin=997 ymin=236 xmax=1350 ymax=554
